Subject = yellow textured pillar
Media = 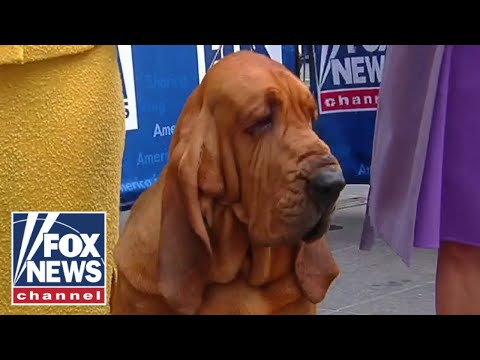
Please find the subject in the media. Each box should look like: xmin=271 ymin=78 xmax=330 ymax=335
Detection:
xmin=0 ymin=45 xmax=125 ymax=314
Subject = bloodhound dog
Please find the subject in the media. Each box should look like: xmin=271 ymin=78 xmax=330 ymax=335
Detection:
xmin=111 ymin=51 xmax=346 ymax=315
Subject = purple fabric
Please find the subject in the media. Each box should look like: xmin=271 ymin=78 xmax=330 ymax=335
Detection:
xmin=361 ymin=45 xmax=480 ymax=265
xmin=360 ymin=45 xmax=445 ymax=265
xmin=435 ymin=46 xmax=480 ymax=247
xmin=413 ymin=46 xmax=452 ymax=249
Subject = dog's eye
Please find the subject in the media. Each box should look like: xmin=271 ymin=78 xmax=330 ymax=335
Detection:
xmin=246 ymin=115 xmax=274 ymax=136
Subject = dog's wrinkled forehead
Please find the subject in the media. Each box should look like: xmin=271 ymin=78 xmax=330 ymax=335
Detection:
xmin=202 ymin=52 xmax=317 ymax=115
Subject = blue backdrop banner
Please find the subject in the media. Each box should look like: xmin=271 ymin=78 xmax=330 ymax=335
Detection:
xmin=310 ymin=45 xmax=387 ymax=184
xmin=117 ymin=45 xmax=298 ymax=210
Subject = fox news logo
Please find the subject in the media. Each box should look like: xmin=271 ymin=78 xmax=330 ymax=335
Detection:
xmin=316 ymin=45 xmax=387 ymax=114
xmin=11 ymin=212 xmax=106 ymax=306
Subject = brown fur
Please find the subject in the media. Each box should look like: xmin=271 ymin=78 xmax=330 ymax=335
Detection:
xmin=111 ymin=51 xmax=341 ymax=315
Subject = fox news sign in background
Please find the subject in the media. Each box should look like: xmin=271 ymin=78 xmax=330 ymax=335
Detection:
xmin=117 ymin=45 xmax=297 ymax=210
xmin=311 ymin=45 xmax=387 ymax=184
xmin=12 ymin=212 xmax=106 ymax=305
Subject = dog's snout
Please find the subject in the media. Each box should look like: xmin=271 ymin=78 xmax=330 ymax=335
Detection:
xmin=308 ymin=168 xmax=346 ymax=203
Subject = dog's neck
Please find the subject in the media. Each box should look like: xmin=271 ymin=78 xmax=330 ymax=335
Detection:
xmin=207 ymin=203 xmax=299 ymax=288
xmin=241 ymin=243 xmax=298 ymax=287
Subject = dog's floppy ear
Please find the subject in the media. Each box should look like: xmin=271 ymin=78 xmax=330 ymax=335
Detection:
xmin=157 ymin=98 xmax=225 ymax=314
xmin=295 ymin=237 xmax=340 ymax=304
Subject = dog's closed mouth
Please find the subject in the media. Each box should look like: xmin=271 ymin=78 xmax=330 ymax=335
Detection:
xmin=302 ymin=214 xmax=331 ymax=243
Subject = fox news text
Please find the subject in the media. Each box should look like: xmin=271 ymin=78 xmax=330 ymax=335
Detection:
xmin=11 ymin=212 xmax=106 ymax=306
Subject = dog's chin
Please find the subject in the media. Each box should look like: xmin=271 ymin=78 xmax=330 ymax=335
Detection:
xmin=301 ymin=213 xmax=332 ymax=243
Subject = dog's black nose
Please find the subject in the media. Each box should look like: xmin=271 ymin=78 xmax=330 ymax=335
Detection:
xmin=308 ymin=169 xmax=346 ymax=203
